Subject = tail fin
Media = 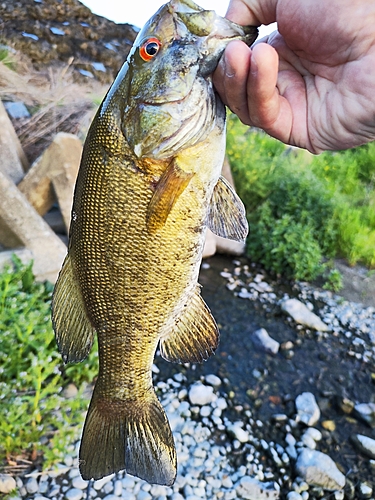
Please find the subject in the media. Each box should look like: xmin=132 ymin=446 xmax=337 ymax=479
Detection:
xmin=79 ymin=390 xmax=176 ymax=486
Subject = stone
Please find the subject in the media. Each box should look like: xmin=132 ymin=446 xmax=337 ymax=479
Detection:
xmin=72 ymin=476 xmax=88 ymax=489
xmin=287 ymin=493 xmax=303 ymax=500
xmin=0 ymin=474 xmax=17 ymax=494
xmin=205 ymin=374 xmax=222 ymax=387
xmin=62 ymin=383 xmax=78 ymax=399
xmin=296 ymin=449 xmax=346 ymax=491
xmin=358 ymin=482 xmax=373 ymax=499
xmin=17 ymin=132 xmax=82 ymax=231
xmin=0 ymin=102 xmax=28 ymax=184
xmin=354 ymin=402 xmax=375 ymax=428
xmin=227 ymin=422 xmax=249 ymax=443
xmin=65 ymin=488 xmax=83 ymax=500
xmin=4 ymin=101 xmax=30 ymax=119
xmin=93 ymin=474 xmax=115 ymax=490
xmin=251 ymin=328 xmax=280 ymax=355
xmin=188 ymin=382 xmax=216 ymax=406
xmin=350 ymin=434 xmax=375 ymax=459
xmin=25 ymin=477 xmax=39 ymax=494
xmin=295 ymin=392 xmax=321 ymax=426
xmin=235 ymin=476 xmax=279 ymax=500
xmin=0 ymin=169 xmax=67 ymax=282
xmin=281 ymin=298 xmax=329 ymax=331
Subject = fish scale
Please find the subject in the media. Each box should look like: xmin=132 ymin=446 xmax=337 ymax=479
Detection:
xmin=52 ymin=0 xmax=257 ymax=486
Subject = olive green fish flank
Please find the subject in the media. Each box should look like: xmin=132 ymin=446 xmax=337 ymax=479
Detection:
xmin=52 ymin=0 xmax=257 ymax=485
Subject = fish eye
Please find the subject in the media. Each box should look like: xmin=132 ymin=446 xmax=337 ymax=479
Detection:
xmin=139 ymin=38 xmax=162 ymax=61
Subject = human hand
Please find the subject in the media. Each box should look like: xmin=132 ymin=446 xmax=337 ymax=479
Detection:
xmin=213 ymin=0 xmax=375 ymax=153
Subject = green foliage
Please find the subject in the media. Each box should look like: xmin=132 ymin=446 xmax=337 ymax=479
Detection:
xmin=323 ymin=268 xmax=343 ymax=292
xmin=0 ymin=46 xmax=17 ymax=70
xmin=226 ymin=114 xmax=375 ymax=281
xmin=0 ymin=257 xmax=98 ymax=467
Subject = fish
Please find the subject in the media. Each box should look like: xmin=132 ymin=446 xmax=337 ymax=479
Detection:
xmin=51 ymin=0 xmax=257 ymax=486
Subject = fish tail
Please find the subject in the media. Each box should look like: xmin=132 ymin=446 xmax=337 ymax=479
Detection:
xmin=79 ymin=389 xmax=177 ymax=485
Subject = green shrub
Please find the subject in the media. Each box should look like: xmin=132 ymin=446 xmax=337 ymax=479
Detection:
xmin=0 ymin=257 xmax=98 ymax=467
xmin=226 ymin=114 xmax=375 ymax=280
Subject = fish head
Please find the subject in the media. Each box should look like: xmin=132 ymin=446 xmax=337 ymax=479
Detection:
xmin=121 ymin=0 xmax=258 ymax=159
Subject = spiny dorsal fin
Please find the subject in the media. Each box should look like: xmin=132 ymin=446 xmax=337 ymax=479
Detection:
xmin=207 ymin=176 xmax=249 ymax=242
xmin=79 ymin=390 xmax=176 ymax=485
xmin=51 ymin=254 xmax=95 ymax=363
xmin=159 ymin=286 xmax=219 ymax=364
xmin=146 ymin=160 xmax=194 ymax=233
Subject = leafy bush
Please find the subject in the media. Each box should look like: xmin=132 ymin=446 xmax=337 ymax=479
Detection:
xmin=0 ymin=258 xmax=98 ymax=467
xmin=226 ymin=114 xmax=375 ymax=281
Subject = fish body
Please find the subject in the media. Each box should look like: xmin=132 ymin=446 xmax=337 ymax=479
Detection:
xmin=52 ymin=0 xmax=257 ymax=486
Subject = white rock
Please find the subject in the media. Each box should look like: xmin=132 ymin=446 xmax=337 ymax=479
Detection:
xmin=296 ymin=449 xmax=346 ymax=490
xmin=0 ymin=475 xmax=16 ymax=494
xmin=227 ymin=423 xmax=249 ymax=443
xmin=295 ymin=392 xmax=321 ymax=426
xmin=235 ymin=476 xmax=279 ymax=500
xmin=287 ymin=493 xmax=303 ymax=500
xmin=93 ymin=474 xmax=115 ymax=490
xmin=189 ymin=382 xmax=216 ymax=406
xmin=72 ymin=477 xmax=88 ymax=490
xmin=304 ymin=427 xmax=323 ymax=442
xmin=354 ymin=402 xmax=375 ymax=428
xmin=351 ymin=434 xmax=375 ymax=459
xmin=251 ymin=328 xmax=280 ymax=355
xmin=65 ymin=488 xmax=83 ymax=500
xmin=281 ymin=299 xmax=329 ymax=331
xmin=25 ymin=477 xmax=39 ymax=495
xmin=113 ymin=479 xmax=122 ymax=496
xmin=205 ymin=374 xmax=222 ymax=387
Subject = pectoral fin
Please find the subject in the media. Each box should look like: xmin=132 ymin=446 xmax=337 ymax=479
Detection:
xmin=207 ymin=176 xmax=249 ymax=242
xmin=146 ymin=160 xmax=194 ymax=233
xmin=51 ymin=254 xmax=95 ymax=363
xmin=159 ymin=286 xmax=219 ymax=364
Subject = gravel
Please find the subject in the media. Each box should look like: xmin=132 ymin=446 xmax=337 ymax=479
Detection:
xmin=8 ymin=256 xmax=375 ymax=499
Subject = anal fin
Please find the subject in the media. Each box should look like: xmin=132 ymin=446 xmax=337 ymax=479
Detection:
xmin=51 ymin=254 xmax=95 ymax=363
xmin=159 ymin=286 xmax=219 ymax=364
xmin=147 ymin=159 xmax=194 ymax=233
xmin=207 ymin=176 xmax=249 ymax=242
xmin=79 ymin=389 xmax=176 ymax=485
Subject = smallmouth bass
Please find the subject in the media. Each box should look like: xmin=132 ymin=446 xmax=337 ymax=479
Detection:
xmin=52 ymin=0 xmax=257 ymax=486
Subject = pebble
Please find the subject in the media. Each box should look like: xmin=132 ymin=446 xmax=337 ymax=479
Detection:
xmin=235 ymin=476 xmax=280 ymax=499
xmin=351 ymin=434 xmax=375 ymax=459
xmin=0 ymin=474 xmax=17 ymax=494
xmin=251 ymin=328 xmax=280 ymax=355
xmin=188 ymin=382 xmax=216 ymax=406
xmin=25 ymin=477 xmax=39 ymax=494
xmin=281 ymin=298 xmax=329 ymax=331
xmin=295 ymin=392 xmax=321 ymax=426
xmin=65 ymin=488 xmax=83 ymax=500
xmin=358 ymin=482 xmax=373 ymax=499
xmin=205 ymin=374 xmax=222 ymax=387
xmin=227 ymin=422 xmax=249 ymax=443
xmin=72 ymin=476 xmax=88 ymax=490
xmin=354 ymin=402 xmax=375 ymax=428
xmin=287 ymin=493 xmax=303 ymax=500
xmin=296 ymin=449 xmax=346 ymax=490
xmin=4 ymin=101 xmax=30 ymax=119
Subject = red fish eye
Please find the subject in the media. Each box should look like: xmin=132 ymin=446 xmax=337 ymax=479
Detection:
xmin=139 ymin=38 xmax=162 ymax=61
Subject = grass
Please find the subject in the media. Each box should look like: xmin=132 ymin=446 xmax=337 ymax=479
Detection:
xmin=226 ymin=114 xmax=375 ymax=284
xmin=0 ymin=257 xmax=98 ymax=470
